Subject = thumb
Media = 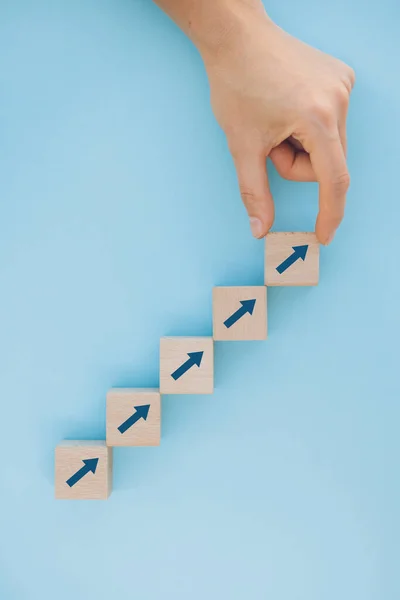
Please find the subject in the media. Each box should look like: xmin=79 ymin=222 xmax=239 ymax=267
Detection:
xmin=233 ymin=151 xmax=274 ymax=238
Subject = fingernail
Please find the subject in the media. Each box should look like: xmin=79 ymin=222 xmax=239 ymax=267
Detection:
xmin=325 ymin=231 xmax=336 ymax=245
xmin=250 ymin=217 xmax=263 ymax=238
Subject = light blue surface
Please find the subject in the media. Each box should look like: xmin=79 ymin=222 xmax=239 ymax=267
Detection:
xmin=0 ymin=1 xmax=399 ymax=598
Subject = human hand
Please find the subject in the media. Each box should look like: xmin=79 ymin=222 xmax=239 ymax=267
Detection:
xmin=200 ymin=6 xmax=355 ymax=245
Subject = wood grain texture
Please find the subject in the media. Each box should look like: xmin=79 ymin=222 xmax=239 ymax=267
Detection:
xmin=265 ymin=232 xmax=319 ymax=286
xmin=55 ymin=440 xmax=112 ymax=500
xmin=160 ymin=337 xmax=214 ymax=394
xmin=213 ymin=286 xmax=267 ymax=341
xmin=106 ymin=388 xmax=161 ymax=447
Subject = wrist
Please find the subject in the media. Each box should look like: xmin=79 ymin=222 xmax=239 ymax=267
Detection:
xmin=189 ymin=0 xmax=270 ymax=61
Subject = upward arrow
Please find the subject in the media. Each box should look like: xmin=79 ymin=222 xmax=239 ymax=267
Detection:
xmin=171 ymin=351 xmax=204 ymax=380
xmin=66 ymin=458 xmax=99 ymax=488
xmin=224 ymin=299 xmax=256 ymax=328
xmin=118 ymin=404 xmax=150 ymax=434
xmin=276 ymin=245 xmax=308 ymax=274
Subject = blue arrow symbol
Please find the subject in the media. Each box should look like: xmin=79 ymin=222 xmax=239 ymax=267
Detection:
xmin=224 ymin=299 xmax=256 ymax=329
xmin=276 ymin=245 xmax=308 ymax=274
xmin=171 ymin=351 xmax=204 ymax=380
xmin=118 ymin=404 xmax=150 ymax=434
xmin=66 ymin=458 xmax=99 ymax=488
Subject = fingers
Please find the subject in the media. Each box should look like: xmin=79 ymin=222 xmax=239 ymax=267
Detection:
xmin=337 ymin=93 xmax=349 ymax=157
xmin=309 ymin=128 xmax=350 ymax=245
xmin=345 ymin=67 xmax=356 ymax=92
xmin=338 ymin=119 xmax=347 ymax=157
xmin=269 ymin=142 xmax=316 ymax=182
xmin=233 ymin=150 xmax=274 ymax=238
xmin=270 ymin=117 xmax=349 ymax=247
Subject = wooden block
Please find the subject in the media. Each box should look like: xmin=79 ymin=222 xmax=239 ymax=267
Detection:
xmin=106 ymin=388 xmax=161 ymax=447
xmin=55 ymin=440 xmax=112 ymax=500
xmin=213 ymin=286 xmax=267 ymax=341
xmin=160 ymin=337 xmax=213 ymax=394
xmin=265 ymin=232 xmax=319 ymax=286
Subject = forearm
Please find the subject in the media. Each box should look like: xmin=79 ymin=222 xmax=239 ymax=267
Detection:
xmin=153 ymin=0 xmax=268 ymax=58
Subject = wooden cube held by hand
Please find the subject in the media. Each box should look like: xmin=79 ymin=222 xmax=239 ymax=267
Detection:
xmin=265 ymin=232 xmax=319 ymax=286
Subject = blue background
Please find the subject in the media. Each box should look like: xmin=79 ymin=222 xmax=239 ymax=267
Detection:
xmin=0 ymin=1 xmax=399 ymax=598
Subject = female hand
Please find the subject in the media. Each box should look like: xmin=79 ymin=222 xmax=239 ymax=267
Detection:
xmin=201 ymin=7 xmax=355 ymax=244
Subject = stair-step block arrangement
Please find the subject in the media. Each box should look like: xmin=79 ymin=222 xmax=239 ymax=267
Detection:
xmin=55 ymin=232 xmax=320 ymax=500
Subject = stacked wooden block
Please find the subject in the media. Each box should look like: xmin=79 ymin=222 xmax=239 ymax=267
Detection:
xmin=55 ymin=232 xmax=319 ymax=499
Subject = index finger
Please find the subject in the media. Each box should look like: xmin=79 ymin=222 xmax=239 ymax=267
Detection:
xmin=309 ymin=130 xmax=350 ymax=245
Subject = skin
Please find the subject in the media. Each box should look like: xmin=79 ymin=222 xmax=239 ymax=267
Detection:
xmin=154 ymin=0 xmax=355 ymax=244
